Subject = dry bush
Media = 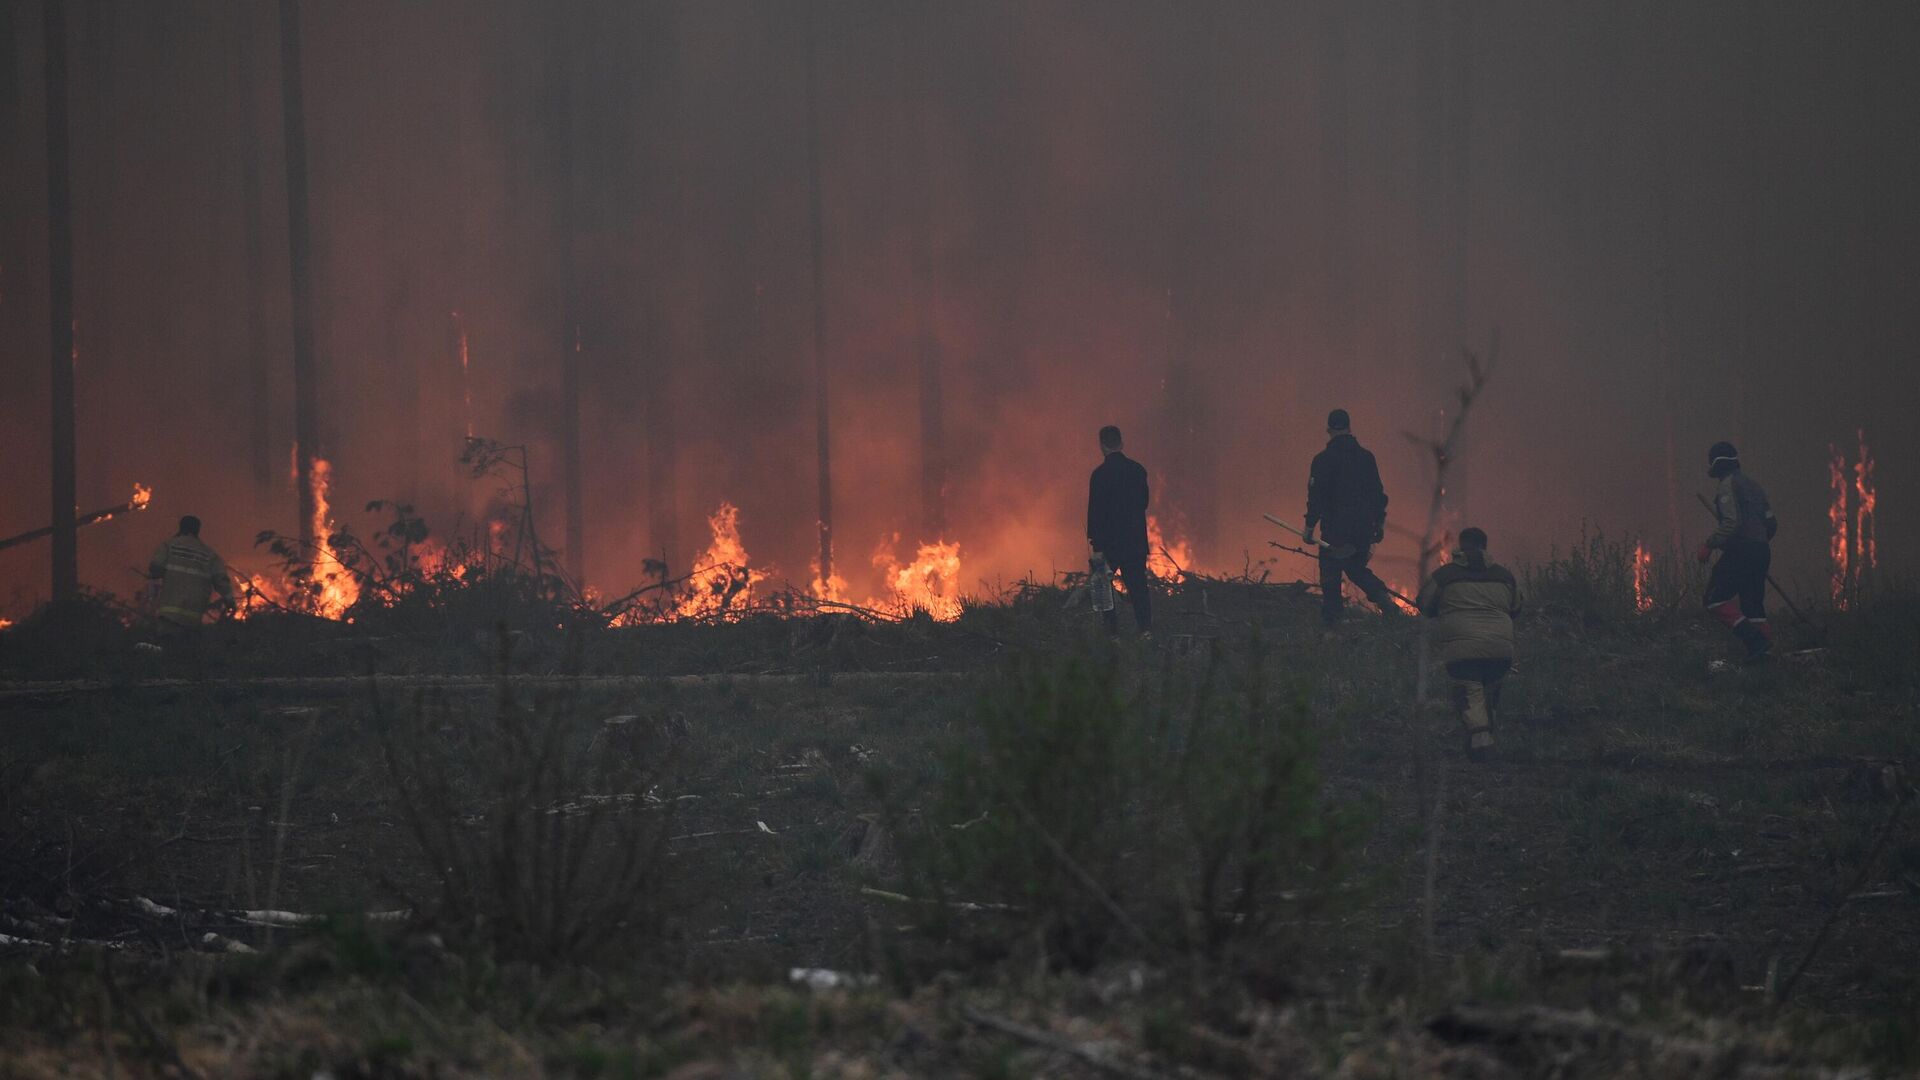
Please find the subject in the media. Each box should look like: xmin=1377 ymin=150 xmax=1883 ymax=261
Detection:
xmin=882 ymin=634 xmax=1363 ymax=978
xmin=373 ymin=636 xmax=676 ymax=964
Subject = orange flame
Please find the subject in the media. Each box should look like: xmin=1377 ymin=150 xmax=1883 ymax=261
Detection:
xmin=873 ymin=537 xmax=965 ymax=621
xmin=1829 ymin=443 xmax=1850 ymax=609
xmin=674 ymin=503 xmax=765 ymax=619
xmin=130 ymin=483 xmax=152 ymax=511
xmin=1145 ymin=514 xmax=1193 ymax=580
xmin=1632 ymin=541 xmax=1654 ymax=613
xmin=1854 ymin=428 xmax=1876 ymax=582
xmin=309 ymin=458 xmax=361 ymax=620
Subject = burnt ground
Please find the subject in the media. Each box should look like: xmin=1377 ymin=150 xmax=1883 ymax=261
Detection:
xmin=2 ymin=578 xmax=1918 ymax=1075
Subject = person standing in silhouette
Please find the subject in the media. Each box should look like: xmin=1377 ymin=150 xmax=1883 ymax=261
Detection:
xmin=1303 ymin=409 xmax=1399 ymax=626
xmin=1087 ymin=425 xmax=1152 ymax=636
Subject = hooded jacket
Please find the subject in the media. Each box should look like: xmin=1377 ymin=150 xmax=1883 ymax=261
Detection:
xmin=148 ymin=534 xmax=234 ymax=626
xmin=1306 ymin=433 xmax=1388 ymax=547
xmin=1416 ymin=550 xmax=1520 ymax=664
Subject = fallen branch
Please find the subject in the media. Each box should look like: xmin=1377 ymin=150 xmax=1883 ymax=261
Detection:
xmin=961 ymin=1007 xmax=1173 ymax=1080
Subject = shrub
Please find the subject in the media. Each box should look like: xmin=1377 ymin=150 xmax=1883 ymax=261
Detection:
xmin=883 ymin=633 xmax=1363 ymax=978
xmin=373 ymin=636 xmax=677 ymax=964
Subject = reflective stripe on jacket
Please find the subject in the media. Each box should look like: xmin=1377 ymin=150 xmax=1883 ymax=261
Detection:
xmin=1416 ymin=553 xmax=1520 ymax=665
xmin=1707 ymin=470 xmax=1776 ymax=548
xmin=147 ymin=536 xmax=233 ymax=625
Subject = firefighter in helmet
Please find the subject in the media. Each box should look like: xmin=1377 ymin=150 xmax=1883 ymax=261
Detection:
xmin=147 ymin=515 xmax=235 ymax=626
xmin=1697 ymin=441 xmax=1776 ymax=660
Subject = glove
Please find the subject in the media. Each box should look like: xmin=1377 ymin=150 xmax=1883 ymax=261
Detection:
xmin=1695 ymin=543 xmax=1712 ymax=564
xmin=1300 ymin=526 xmax=1317 ymax=547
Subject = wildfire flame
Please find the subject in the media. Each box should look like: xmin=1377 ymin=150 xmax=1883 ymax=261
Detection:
xmin=874 ymin=537 xmax=965 ymax=621
xmin=1632 ymin=540 xmax=1654 ymax=613
xmin=1145 ymin=515 xmax=1193 ymax=580
xmin=674 ymin=503 xmax=765 ymax=619
xmin=1854 ymin=428 xmax=1876 ymax=583
xmin=309 ymin=458 xmax=362 ymax=620
xmin=130 ymin=483 xmax=152 ymax=511
xmin=1829 ymin=443 xmax=1850 ymax=609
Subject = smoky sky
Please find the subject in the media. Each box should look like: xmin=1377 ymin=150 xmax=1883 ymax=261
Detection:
xmin=2 ymin=0 xmax=1916 ymax=612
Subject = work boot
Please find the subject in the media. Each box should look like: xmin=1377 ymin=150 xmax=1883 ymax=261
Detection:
xmin=1466 ymin=730 xmax=1494 ymax=762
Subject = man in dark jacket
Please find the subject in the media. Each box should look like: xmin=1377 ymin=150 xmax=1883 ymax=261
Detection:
xmin=1087 ymin=425 xmax=1152 ymax=635
xmin=1417 ymin=527 xmax=1521 ymax=761
xmin=1302 ymin=409 xmax=1399 ymax=626
xmin=1697 ymin=441 xmax=1777 ymax=660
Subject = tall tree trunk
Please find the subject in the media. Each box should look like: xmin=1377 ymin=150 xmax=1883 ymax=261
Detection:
xmin=44 ymin=0 xmax=78 ymax=606
xmin=1318 ymin=0 xmax=1356 ymax=370
xmin=902 ymin=5 xmax=944 ymax=539
xmin=550 ymin=0 xmax=585 ymax=586
xmin=805 ymin=8 xmax=834 ymax=587
xmin=278 ymin=0 xmax=320 ymax=546
xmin=239 ymin=19 xmax=273 ymax=493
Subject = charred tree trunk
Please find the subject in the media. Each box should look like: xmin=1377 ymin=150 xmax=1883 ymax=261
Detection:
xmin=278 ymin=0 xmax=320 ymax=546
xmin=238 ymin=23 xmax=273 ymax=494
xmin=902 ymin=6 xmax=944 ymax=539
xmin=805 ymin=9 xmax=834 ymax=586
xmin=44 ymin=0 xmax=78 ymax=606
xmin=550 ymin=0 xmax=586 ymax=586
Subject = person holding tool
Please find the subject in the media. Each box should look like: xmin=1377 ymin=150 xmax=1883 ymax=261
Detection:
xmin=1087 ymin=425 xmax=1153 ymax=637
xmin=1301 ymin=409 xmax=1400 ymax=626
xmin=1697 ymin=441 xmax=1777 ymax=661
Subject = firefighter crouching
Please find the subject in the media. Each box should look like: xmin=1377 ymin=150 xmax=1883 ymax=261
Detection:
xmin=1697 ymin=441 xmax=1776 ymax=661
xmin=1416 ymin=526 xmax=1520 ymax=762
xmin=147 ymin=515 xmax=235 ymax=627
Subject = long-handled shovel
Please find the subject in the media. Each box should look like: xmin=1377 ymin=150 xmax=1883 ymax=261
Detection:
xmin=1261 ymin=513 xmax=1358 ymax=559
xmin=1262 ymin=513 xmax=1416 ymax=609
xmin=1692 ymin=493 xmax=1817 ymax=630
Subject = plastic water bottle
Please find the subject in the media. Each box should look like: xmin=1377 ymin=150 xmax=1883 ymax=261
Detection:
xmin=1089 ymin=555 xmax=1116 ymax=613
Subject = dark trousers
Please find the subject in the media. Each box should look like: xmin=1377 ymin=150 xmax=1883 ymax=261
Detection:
xmin=1705 ymin=540 xmax=1771 ymax=654
xmin=1104 ymin=557 xmax=1153 ymax=634
xmin=1318 ymin=544 xmax=1396 ymax=624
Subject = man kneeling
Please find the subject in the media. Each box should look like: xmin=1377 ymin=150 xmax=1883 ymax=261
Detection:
xmin=1416 ymin=527 xmax=1520 ymax=762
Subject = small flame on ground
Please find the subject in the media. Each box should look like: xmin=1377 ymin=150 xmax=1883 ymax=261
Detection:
xmin=874 ymin=537 xmax=964 ymax=621
xmin=309 ymin=458 xmax=361 ymax=620
xmin=1829 ymin=443 xmax=1850 ymax=609
xmin=1145 ymin=515 xmax=1193 ymax=580
xmin=1632 ymin=541 xmax=1654 ymax=613
xmin=1854 ymin=428 xmax=1876 ymax=581
xmin=675 ymin=503 xmax=765 ymax=619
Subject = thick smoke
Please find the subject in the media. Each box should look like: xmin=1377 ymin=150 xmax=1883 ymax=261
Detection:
xmin=2 ymin=1 xmax=1917 ymax=614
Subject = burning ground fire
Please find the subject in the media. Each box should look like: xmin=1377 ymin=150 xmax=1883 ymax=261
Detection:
xmin=1829 ymin=431 xmax=1878 ymax=609
xmin=1633 ymin=540 xmax=1654 ymax=614
xmin=226 ymin=455 xmax=1205 ymax=626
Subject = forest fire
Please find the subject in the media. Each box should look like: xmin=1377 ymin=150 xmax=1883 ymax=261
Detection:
xmin=1145 ymin=515 xmax=1193 ymax=580
xmin=673 ymin=503 xmax=765 ymax=619
xmin=1633 ymin=541 xmax=1654 ymax=613
xmin=873 ymin=537 xmax=965 ymax=621
xmin=1854 ymin=429 xmax=1877 ymax=583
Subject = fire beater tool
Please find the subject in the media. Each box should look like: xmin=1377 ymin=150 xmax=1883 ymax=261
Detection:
xmin=1262 ymin=513 xmax=1358 ymax=560
xmin=1693 ymin=492 xmax=1816 ymax=630
xmin=0 ymin=485 xmax=152 ymax=554
xmin=1262 ymin=514 xmax=1416 ymax=609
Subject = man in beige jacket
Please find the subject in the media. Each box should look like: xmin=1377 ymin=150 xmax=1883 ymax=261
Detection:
xmin=1416 ymin=527 xmax=1521 ymax=761
xmin=147 ymin=516 xmax=235 ymax=626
